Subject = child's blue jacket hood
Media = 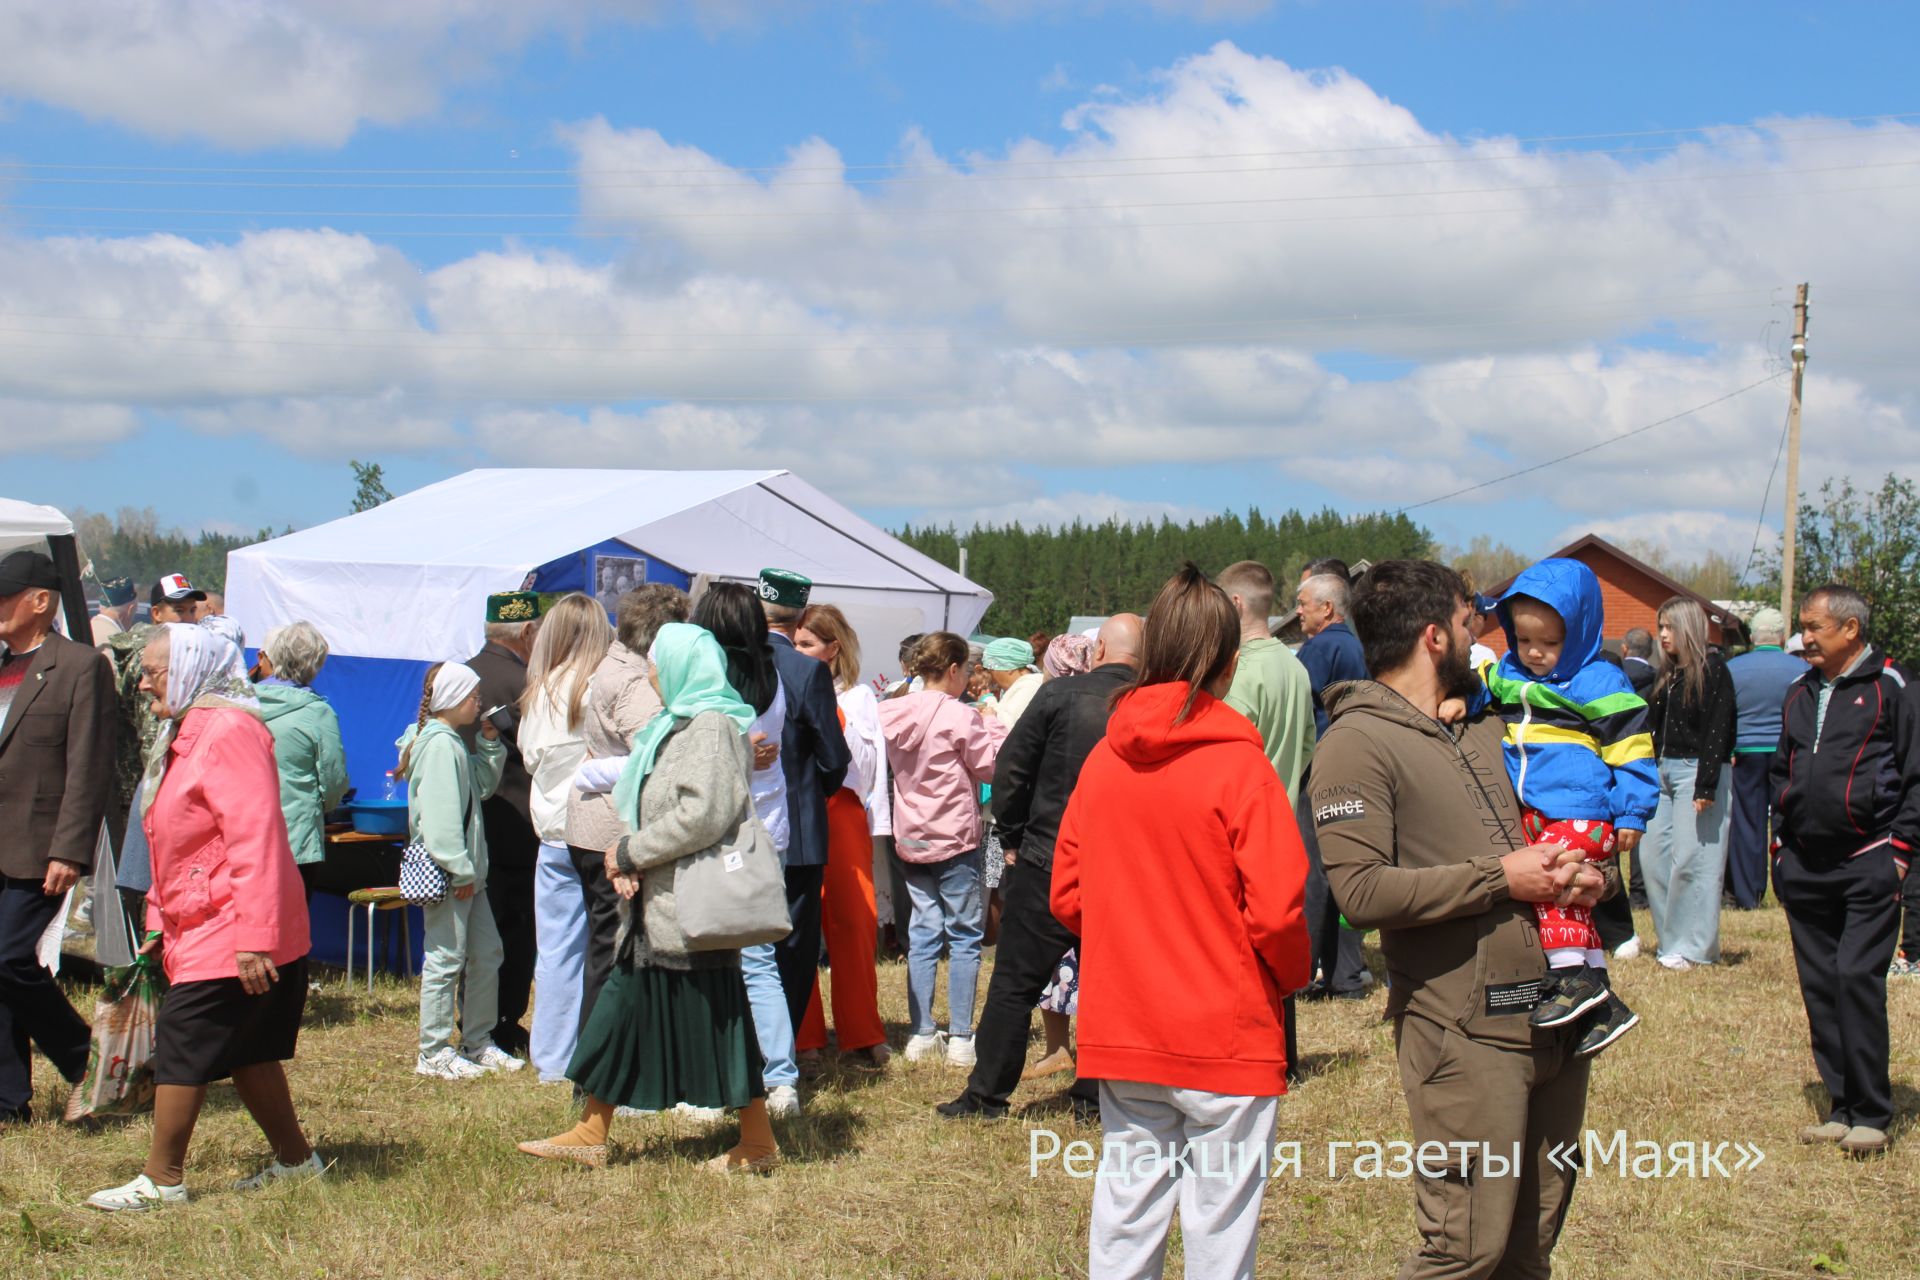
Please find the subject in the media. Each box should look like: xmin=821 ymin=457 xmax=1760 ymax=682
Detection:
xmin=1497 ymin=558 xmax=1604 ymax=685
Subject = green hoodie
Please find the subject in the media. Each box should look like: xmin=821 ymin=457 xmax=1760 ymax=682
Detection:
xmin=397 ymin=719 xmax=506 ymax=886
xmin=256 ymin=681 xmax=351 ymax=866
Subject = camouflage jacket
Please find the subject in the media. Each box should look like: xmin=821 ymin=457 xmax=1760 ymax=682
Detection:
xmin=102 ymin=624 xmax=164 ymax=815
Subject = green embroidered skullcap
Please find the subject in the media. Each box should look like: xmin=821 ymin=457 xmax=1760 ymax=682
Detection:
xmin=982 ymin=637 xmax=1036 ymax=672
xmin=757 ymin=568 xmax=812 ymax=610
xmin=486 ymin=591 xmax=544 ymax=624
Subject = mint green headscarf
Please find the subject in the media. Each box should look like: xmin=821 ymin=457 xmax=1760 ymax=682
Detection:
xmin=611 ymin=622 xmax=757 ymax=830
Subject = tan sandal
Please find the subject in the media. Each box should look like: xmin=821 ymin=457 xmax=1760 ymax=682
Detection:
xmin=1021 ymin=1050 xmax=1075 ymax=1081
xmin=516 ymin=1139 xmax=608 ymax=1169
xmin=703 ymin=1149 xmax=780 ymax=1176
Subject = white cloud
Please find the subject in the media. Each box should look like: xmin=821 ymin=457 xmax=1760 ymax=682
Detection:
xmin=1563 ymin=510 xmax=1774 ymax=567
xmin=3 ymin=42 xmax=1918 ymax=543
xmin=0 ymin=398 xmax=140 ymax=454
xmin=0 ymin=1 xmax=788 ymax=148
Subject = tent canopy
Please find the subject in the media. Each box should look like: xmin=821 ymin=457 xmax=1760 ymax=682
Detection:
xmin=227 ymin=469 xmax=992 ymax=663
xmin=0 ymin=498 xmax=75 ymax=557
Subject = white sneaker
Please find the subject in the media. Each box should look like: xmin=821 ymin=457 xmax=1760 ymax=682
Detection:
xmin=416 ymin=1048 xmax=487 ymax=1081
xmin=613 ymin=1105 xmax=656 ymax=1118
xmin=672 ymin=1101 xmax=724 ymax=1123
xmin=87 ymin=1173 xmax=188 ymax=1212
xmin=463 ymin=1044 xmax=525 ymax=1074
xmin=766 ymin=1084 xmax=801 ymax=1118
xmin=1612 ymin=936 xmax=1642 ymax=961
xmin=945 ymin=1035 xmax=977 ymax=1068
xmin=904 ymin=1031 xmax=948 ymax=1062
xmin=1658 ymin=954 xmax=1695 ymax=972
xmin=234 ymin=1151 xmax=327 ymax=1192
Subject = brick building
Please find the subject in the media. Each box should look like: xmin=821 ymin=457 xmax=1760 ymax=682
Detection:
xmin=1480 ymin=534 xmax=1745 ymax=657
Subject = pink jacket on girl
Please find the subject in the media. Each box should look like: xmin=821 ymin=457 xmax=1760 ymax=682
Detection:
xmin=143 ymin=708 xmax=311 ymax=984
xmin=878 ymin=691 xmax=1008 ymax=864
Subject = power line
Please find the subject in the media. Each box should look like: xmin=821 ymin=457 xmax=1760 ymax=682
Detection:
xmin=3 ymin=127 xmax=1908 ymax=192
xmin=9 ymin=156 xmax=1920 ymax=222
xmin=1738 ymin=399 xmax=1794 ymax=587
xmin=3 ymin=112 xmax=1915 ymax=178
xmin=1395 ymin=374 xmax=1785 ymax=513
xmin=18 ymin=174 xmax=1920 ymax=242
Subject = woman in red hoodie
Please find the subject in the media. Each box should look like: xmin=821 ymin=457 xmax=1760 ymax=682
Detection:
xmin=1052 ymin=564 xmax=1311 ymax=1280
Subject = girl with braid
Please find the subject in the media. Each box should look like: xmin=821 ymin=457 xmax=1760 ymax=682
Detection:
xmin=396 ymin=662 xmax=519 ymax=1080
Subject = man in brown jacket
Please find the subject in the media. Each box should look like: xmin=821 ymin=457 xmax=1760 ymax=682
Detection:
xmin=1313 ymin=559 xmax=1612 ymax=1280
xmin=0 ymin=550 xmax=118 ymax=1123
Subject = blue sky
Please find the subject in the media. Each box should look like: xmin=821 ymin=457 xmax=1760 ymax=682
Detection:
xmin=3 ymin=0 xmax=1918 ymax=567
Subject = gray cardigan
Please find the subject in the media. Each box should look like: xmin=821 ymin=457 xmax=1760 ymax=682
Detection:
xmin=565 ymin=641 xmax=662 ymax=853
xmin=611 ymin=710 xmax=764 ymax=971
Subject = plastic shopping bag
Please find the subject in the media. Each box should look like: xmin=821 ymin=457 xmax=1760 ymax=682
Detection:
xmin=63 ymin=954 xmax=165 ymax=1121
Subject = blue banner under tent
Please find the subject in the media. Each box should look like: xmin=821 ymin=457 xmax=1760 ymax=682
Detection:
xmin=227 ymin=468 xmax=993 ymax=972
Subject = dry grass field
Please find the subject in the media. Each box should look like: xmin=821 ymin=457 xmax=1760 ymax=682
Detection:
xmin=3 ymin=904 xmax=1916 ymax=1279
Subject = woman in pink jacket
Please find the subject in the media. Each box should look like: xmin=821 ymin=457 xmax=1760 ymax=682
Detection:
xmin=86 ymin=625 xmax=321 ymax=1213
xmin=878 ymin=632 xmax=1008 ymax=1066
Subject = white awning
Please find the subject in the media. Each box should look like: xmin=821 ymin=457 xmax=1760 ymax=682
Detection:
xmin=226 ymin=469 xmax=992 ymax=666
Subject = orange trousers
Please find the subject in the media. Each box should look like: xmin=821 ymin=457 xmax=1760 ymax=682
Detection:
xmin=797 ymin=788 xmax=885 ymax=1052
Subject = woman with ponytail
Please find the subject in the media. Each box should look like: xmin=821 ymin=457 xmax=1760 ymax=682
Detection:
xmin=1051 ymin=564 xmax=1311 ymax=1278
xmin=878 ymin=631 xmax=1009 ymax=1066
xmin=396 ymin=661 xmax=517 ymax=1080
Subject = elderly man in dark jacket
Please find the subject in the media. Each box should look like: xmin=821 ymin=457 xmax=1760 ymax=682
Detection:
xmin=757 ymin=570 xmax=852 ymax=1028
xmin=1771 ymin=584 xmax=1918 ymax=1157
xmin=465 ymin=590 xmax=545 ymax=1058
xmin=937 ymin=614 xmax=1143 ymax=1121
xmin=0 ymin=550 xmax=117 ymax=1124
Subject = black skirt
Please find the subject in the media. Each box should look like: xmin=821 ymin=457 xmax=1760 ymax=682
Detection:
xmin=152 ymin=957 xmax=309 ymax=1086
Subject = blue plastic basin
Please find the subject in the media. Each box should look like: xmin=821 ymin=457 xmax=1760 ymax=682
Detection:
xmin=348 ymin=798 xmax=410 ymax=836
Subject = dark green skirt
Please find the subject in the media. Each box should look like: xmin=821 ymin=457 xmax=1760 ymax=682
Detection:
xmin=566 ymin=961 xmax=766 ymax=1112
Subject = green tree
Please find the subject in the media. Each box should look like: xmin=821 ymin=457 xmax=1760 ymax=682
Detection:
xmin=1442 ymin=535 xmax=1530 ymax=595
xmin=351 ymin=460 xmax=394 ymax=513
xmin=1782 ymin=474 xmax=1920 ymax=664
xmin=900 ymin=506 xmax=1433 ymax=636
xmin=70 ymin=505 xmax=275 ymax=595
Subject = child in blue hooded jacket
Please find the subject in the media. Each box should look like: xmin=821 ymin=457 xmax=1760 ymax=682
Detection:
xmin=1474 ymin=559 xmax=1659 ymax=1056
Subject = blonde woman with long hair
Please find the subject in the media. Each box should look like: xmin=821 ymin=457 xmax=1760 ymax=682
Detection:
xmin=1635 ymin=597 xmax=1738 ymax=970
xmin=792 ymin=604 xmax=891 ymax=1068
xmin=517 ymin=592 xmax=615 ymax=1081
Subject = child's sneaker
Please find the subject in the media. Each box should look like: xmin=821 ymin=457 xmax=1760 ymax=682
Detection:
xmin=1575 ymin=993 xmax=1640 ymax=1057
xmin=463 ymin=1044 xmax=525 ymax=1074
xmin=1888 ymin=954 xmax=1919 ymax=979
xmin=416 ymin=1048 xmax=487 ymax=1081
xmin=904 ymin=1030 xmax=948 ymax=1062
xmin=1529 ymin=966 xmax=1610 ymax=1028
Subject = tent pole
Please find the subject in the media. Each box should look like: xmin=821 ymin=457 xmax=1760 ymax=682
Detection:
xmin=48 ymin=534 xmax=91 ymax=640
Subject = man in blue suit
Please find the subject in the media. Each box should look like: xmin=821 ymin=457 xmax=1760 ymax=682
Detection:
xmin=758 ymin=569 xmax=852 ymax=1028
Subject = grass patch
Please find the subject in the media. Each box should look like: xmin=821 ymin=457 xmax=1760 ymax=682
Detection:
xmin=3 ymin=907 xmax=1916 ymax=1278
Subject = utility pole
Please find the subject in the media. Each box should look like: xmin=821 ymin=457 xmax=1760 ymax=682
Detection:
xmin=958 ymin=545 xmax=969 ymax=580
xmin=1780 ymin=283 xmax=1809 ymax=626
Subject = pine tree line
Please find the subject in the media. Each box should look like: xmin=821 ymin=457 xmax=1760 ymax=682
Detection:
xmin=899 ymin=507 xmax=1434 ymax=637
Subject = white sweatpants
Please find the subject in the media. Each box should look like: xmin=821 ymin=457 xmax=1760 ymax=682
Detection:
xmin=1090 ymin=1080 xmax=1279 ymax=1280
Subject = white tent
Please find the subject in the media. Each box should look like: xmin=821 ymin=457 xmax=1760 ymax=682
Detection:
xmin=227 ymin=468 xmax=992 ymax=671
xmin=1 ymin=497 xmax=89 ymax=638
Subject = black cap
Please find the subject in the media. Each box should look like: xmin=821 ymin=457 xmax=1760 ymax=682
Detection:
xmin=99 ymin=576 xmax=137 ymax=606
xmin=149 ymin=572 xmax=207 ymax=606
xmin=0 ymin=550 xmax=61 ymax=597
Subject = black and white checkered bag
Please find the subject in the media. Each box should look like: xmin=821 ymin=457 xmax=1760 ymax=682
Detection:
xmin=396 ymin=775 xmax=473 ymax=906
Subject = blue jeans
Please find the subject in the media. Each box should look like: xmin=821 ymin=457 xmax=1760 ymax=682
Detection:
xmin=902 ymin=849 xmax=985 ymax=1038
xmin=530 ymin=841 xmax=588 ymax=1082
xmin=1642 ymin=757 xmax=1730 ymax=965
xmin=741 ymin=941 xmax=798 ymax=1088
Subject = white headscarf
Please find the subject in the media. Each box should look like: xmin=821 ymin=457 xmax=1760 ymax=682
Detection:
xmin=197 ymin=613 xmax=247 ymax=651
xmin=429 ymin=662 xmax=481 ymax=713
xmin=139 ymin=623 xmax=262 ymax=814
